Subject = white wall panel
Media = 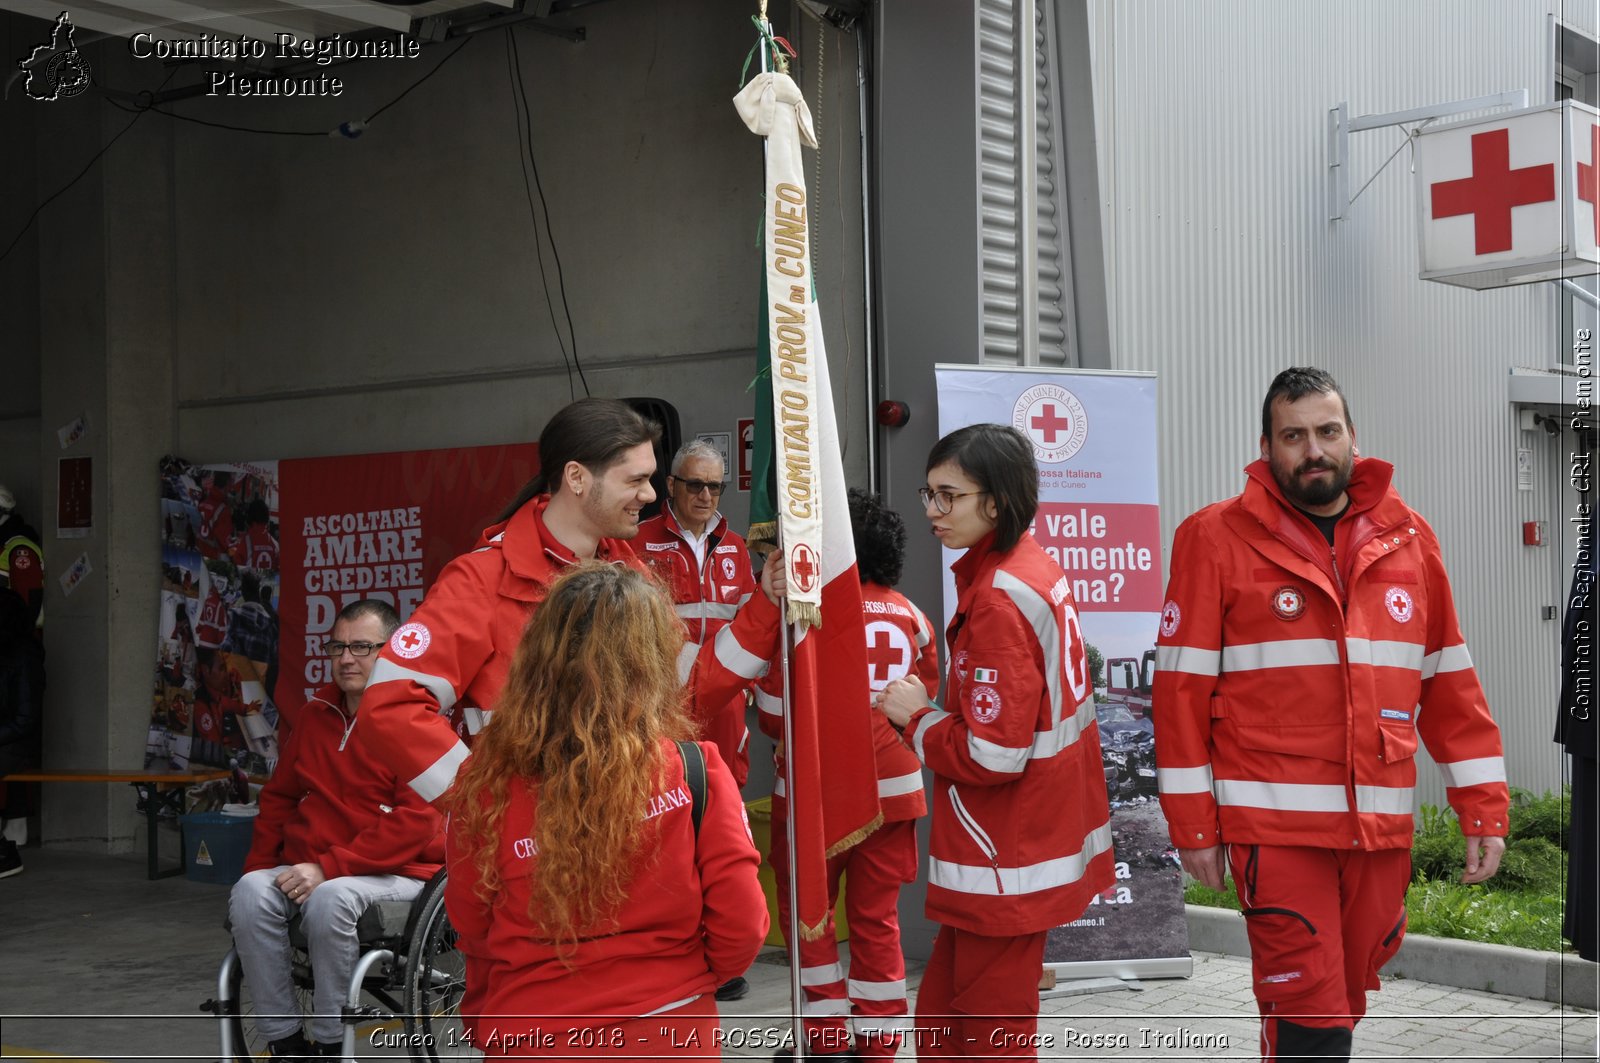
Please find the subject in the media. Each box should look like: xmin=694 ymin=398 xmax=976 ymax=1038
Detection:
xmin=1087 ymin=0 xmax=1591 ymax=808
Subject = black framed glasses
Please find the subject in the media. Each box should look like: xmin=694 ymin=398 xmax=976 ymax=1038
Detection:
xmin=918 ymin=487 xmax=988 ymax=515
xmin=323 ymin=640 xmax=381 ymax=658
xmin=673 ymin=477 xmax=727 ymax=497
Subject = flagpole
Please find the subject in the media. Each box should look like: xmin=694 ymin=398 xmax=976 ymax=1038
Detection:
xmin=754 ymin=10 xmax=808 ymax=1057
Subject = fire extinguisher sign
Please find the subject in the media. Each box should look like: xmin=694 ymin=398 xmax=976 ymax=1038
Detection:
xmin=737 ymin=417 xmax=754 ymax=492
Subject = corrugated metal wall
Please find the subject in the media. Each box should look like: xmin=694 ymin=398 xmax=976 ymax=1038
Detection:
xmin=1086 ymin=0 xmax=1596 ymax=810
xmin=978 ymin=0 xmax=1074 ymax=365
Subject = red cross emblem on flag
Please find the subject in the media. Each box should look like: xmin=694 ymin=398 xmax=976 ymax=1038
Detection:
xmin=1384 ymin=587 xmax=1414 ymax=624
xmin=790 ymin=543 xmax=819 ymax=594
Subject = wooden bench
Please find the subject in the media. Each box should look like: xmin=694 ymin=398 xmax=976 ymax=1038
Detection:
xmin=2 ymin=768 xmax=232 ymax=879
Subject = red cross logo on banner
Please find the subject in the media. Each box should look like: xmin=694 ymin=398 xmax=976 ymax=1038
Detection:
xmin=1430 ymin=128 xmax=1556 ymax=255
xmin=865 ymin=626 xmax=906 ymax=685
xmin=790 ymin=544 xmax=819 ymax=594
xmin=1579 ymin=125 xmax=1600 ymax=244
xmin=1030 ymin=405 xmax=1071 ymax=444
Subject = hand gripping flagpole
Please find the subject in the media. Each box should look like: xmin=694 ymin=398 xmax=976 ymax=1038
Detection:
xmin=751 ymin=8 xmax=807 ymax=1057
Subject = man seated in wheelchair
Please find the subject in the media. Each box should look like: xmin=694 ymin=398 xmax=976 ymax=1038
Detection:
xmin=230 ymin=599 xmax=445 ymax=1059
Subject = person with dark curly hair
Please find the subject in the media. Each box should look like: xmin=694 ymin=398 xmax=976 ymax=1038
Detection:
xmin=758 ymin=487 xmax=938 ymax=1061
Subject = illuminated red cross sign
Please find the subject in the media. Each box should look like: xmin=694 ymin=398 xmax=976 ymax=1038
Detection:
xmin=1030 ymin=405 xmax=1072 ymax=444
xmin=866 ymin=627 xmax=906 ymax=684
xmin=789 ymin=543 xmax=819 ymax=594
xmin=1579 ymin=125 xmax=1600 ymax=244
xmin=1430 ymin=128 xmax=1556 ymax=255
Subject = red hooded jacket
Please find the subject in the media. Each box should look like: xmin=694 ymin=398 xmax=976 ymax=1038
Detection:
xmin=244 ymin=685 xmax=444 ymax=880
xmin=1154 ymin=459 xmax=1509 ymax=852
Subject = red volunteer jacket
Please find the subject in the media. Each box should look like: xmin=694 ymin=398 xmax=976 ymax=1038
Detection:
xmin=636 ymin=506 xmax=757 ymax=785
xmin=444 ymin=740 xmax=768 ymax=1043
xmin=757 ymin=581 xmax=936 ymax=823
xmin=1154 ymin=459 xmax=1509 ymax=852
xmin=244 ymin=685 xmax=445 ymax=880
xmin=356 ymin=495 xmax=780 ymax=805
xmin=905 ymin=532 xmax=1115 ymax=936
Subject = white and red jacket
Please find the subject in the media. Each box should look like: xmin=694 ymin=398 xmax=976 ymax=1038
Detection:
xmin=905 ymin=532 xmax=1115 ymax=937
xmin=636 ymin=506 xmax=757 ymax=785
xmin=1154 ymin=459 xmax=1509 ymax=853
xmin=758 ymin=581 xmax=936 ymax=824
xmin=355 ymin=495 xmax=780 ymax=805
xmin=444 ymin=740 xmax=768 ymax=1042
xmin=244 ymin=685 xmax=445 ymax=880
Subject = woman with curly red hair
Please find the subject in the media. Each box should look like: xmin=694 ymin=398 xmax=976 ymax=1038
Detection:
xmin=445 ymin=562 xmax=768 ymax=1059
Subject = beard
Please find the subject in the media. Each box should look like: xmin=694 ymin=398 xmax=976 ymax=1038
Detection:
xmin=1271 ymin=452 xmax=1353 ymax=510
xmin=582 ymin=482 xmax=640 ymax=540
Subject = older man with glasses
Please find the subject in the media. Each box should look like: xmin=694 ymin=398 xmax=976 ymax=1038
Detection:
xmin=635 ymin=438 xmax=758 ymax=1002
xmin=228 ymin=598 xmax=445 ymax=1060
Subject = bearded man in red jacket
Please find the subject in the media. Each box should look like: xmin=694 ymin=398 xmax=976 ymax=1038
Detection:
xmin=1154 ymin=367 xmax=1508 ymax=1063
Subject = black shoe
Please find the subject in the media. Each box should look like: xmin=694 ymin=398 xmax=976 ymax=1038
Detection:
xmin=715 ymin=975 xmax=749 ymax=1001
xmin=0 ymin=840 xmax=22 ymax=879
xmin=266 ymin=1031 xmax=311 ymax=1059
xmin=310 ymin=1041 xmax=344 ymax=1058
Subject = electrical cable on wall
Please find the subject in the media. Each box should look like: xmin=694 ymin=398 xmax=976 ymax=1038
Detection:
xmin=0 ymin=34 xmax=474 ymax=265
xmin=507 ymin=27 xmax=588 ymax=397
xmin=0 ymin=66 xmax=178 ymax=266
xmin=504 ymin=28 xmax=579 ymax=401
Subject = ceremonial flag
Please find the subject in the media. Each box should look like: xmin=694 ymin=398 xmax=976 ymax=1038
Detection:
xmin=735 ymin=70 xmax=880 ymax=939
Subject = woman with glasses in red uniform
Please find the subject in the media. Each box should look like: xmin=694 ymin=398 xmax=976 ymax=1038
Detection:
xmin=877 ymin=424 xmax=1114 ymax=1061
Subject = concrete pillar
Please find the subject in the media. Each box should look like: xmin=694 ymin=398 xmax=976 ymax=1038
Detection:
xmin=36 ymin=39 xmax=175 ymax=855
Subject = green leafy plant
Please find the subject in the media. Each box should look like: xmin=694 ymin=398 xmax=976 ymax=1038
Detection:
xmin=1507 ymin=786 xmax=1570 ymax=849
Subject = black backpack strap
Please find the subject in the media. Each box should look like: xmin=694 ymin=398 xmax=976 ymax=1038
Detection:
xmin=676 ymin=740 xmax=707 ymax=838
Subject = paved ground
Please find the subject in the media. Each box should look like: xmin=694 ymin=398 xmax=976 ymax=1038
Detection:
xmin=0 ymin=850 xmax=1593 ymax=1061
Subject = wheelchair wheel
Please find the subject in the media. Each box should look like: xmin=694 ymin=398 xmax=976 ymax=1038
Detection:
xmin=224 ymin=948 xmax=315 ymax=1062
xmin=401 ymin=873 xmax=474 ymax=1060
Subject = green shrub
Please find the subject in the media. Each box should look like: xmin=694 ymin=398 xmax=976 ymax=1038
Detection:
xmin=1411 ymin=803 xmax=1465 ymax=883
xmin=1490 ymin=836 xmax=1564 ymax=894
xmin=1508 ymin=786 xmax=1570 ymax=849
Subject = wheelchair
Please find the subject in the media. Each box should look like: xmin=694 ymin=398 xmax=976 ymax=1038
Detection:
xmin=202 ymin=868 xmax=474 ymax=1061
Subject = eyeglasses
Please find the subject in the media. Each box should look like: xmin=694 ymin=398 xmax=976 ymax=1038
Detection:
xmin=323 ymin=640 xmax=381 ymax=658
xmin=673 ymin=477 xmax=727 ymax=497
xmin=918 ymin=487 xmax=988 ymax=515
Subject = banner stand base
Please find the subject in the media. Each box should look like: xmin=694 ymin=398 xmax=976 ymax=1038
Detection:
xmin=1046 ymin=955 xmax=1194 ymax=983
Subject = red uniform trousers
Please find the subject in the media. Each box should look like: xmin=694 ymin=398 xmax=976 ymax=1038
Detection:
xmin=770 ymin=817 xmax=919 ymax=1060
xmin=474 ymin=997 xmax=719 ymax=1060
xmin=912 ymin=927 xmax=1048 ymax=1062
xmin=1227 ymin=844 xmax=1411 ymax=1062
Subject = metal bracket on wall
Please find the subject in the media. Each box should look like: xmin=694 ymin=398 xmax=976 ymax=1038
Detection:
xmin=1326 ymin=90 xmax=1530 ymax=221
